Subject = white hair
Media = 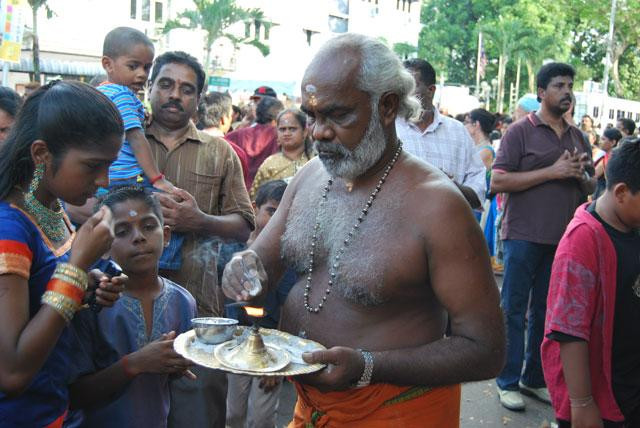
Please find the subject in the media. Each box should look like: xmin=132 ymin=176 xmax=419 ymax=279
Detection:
xmin=317 ymin=33 xmax=421 ymax=121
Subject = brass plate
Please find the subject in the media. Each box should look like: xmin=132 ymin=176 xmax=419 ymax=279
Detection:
xmin=174 ymin=327 xmax=326 ymax=376
xmin=215 ymin=342 xmax=290 ymax=373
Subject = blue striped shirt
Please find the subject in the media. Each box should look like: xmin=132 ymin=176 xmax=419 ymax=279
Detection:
xmin=98 ymin=83 xmax=145 ymax=180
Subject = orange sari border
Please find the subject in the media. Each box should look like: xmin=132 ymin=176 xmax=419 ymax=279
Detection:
xmin=289 ymin=381 xmax=461 ymax=428
xmin=44 ymin=409 xmax=67 ymax=428
xmin=0 ymin=240 xmax=33 ymax=259
xmin=0 ymin=240 xmax=32 ymax=279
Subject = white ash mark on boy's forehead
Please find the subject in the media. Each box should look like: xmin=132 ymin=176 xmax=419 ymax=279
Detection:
xmin=304 ymin=84 xmax=317 ymax=94
xmin=128 ymin=210 xmax=138 ymax=217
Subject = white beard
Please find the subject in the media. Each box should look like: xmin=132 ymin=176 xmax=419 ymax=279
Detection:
xmin=314 ymin=104 xmax=386 ymax=180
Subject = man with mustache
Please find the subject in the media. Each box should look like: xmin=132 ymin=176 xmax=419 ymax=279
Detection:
xmin=490 ymin=62 xmax=596 ymax=411
xmin=145 ymin=51 xmax=255 ymax=428
xmin=222 ymin=34 xmax=505 ymax=427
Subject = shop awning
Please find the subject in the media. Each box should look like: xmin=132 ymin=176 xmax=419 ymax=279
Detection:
xmin=10 ymin=56 xmax=103 ymax=77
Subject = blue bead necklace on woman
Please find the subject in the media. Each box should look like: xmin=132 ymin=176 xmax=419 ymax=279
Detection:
xmin=22 ymin=162 xmax=67 ymax=242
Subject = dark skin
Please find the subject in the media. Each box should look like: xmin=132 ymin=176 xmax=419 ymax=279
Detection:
xmin=69 ymin=199 xmax=194 ymax=409
xmin=491 ymin=75 xmax=597 ymax=196
xmin=102 ymin=43 xmax=174 ymax=193
xmin=0 ymin=139 xmax=125 ymax=397
xmin=407 ymin=68 xmax=481 ymax=209
xmin=222 ymin=46 xmax=505 ymax=392
xmin=148 ymin=63 xmax=251 ymax=242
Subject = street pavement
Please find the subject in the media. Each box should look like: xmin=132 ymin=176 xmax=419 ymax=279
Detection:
xmin=274 ymin=274 xmax=558 ymax=427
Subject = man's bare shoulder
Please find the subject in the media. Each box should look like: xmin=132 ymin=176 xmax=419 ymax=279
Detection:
xmin=286 ymin=157 xmax=327 ymax=195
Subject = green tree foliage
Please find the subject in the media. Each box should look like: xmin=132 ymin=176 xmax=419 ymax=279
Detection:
xmin=417 ymin=0 xmax=487 ymax=85
xmin=417 ymin=0 xmax=640 ymax=106
xmin=569 ymin=0 xmax=640 ymax=98
xmin=163 ymin=0 xmax=269 ymax=76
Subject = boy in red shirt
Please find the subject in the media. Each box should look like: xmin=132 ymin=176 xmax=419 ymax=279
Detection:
xmin=543 ymin=138 xmax=640 ymax=427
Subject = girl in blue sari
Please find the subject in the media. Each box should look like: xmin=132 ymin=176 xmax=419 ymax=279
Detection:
xmin=0 ymin=81 xmax=125 ymax=427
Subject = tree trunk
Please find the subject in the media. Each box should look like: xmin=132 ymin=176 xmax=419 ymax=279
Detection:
xmin=32 ymin=5 xmax=40 ymax=83
xmin=610 ymin=41 xmax=627 ymax=97
xmin=515 ymin=57 xmax=521 ymax=101
xmin=202 ymin=34 xmax=212 ymax=89
xmin=526 ymin=59 xmax=535 ymax=94
xmin=497 ymin=54 xmax=507 ymax=113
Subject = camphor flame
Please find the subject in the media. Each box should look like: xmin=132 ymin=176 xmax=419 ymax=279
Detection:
xmin=244 ymin=306 xmax=265 ymax=318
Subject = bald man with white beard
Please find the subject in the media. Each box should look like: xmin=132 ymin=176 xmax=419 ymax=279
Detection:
xmin=222 ymin=34 xmax=505 ymax=427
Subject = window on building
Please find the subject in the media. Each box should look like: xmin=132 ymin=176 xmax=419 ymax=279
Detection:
xmin=142 ymin=0 xmax=150 ymax=21
xmin=245 ymin=22 xmax=251 ymax=38
xmin=593 ymin=106 xmax=599 ymax=118
xmin=616 ymin=110 xmax=624 ymax=119
xmin=627 ymin=111 xmax=633 ymax=119
xmin=408 ymin=0 xmax=412 ymax=12
xmin=609 ymin=109 xmax=614 ymax=119
xmin=130 ymin=0 xmax=136 ymax=19
xmin=332 ymin=0 xmax=349 ymax=14
xmin=328 ymin=15 xmax=348 ymax=33
xmin=636 ymin=113 xmax=640 ymax=122
xmin=155 ymin=2 xmax=163 ymax=23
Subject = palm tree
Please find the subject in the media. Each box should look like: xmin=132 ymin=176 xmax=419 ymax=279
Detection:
xmin=482 ymin=17 xmax=536 ymax=112
xmin=163 ymin=0 xmax=269 ymax=76
xmin=27 ymin=0 xmax=54 ymax=82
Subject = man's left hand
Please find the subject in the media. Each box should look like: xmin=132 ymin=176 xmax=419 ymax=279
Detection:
xmin=297 ymin=346 xmax=365 ymax=392
xmin=155 ymin=188 xmax=203 ymax=233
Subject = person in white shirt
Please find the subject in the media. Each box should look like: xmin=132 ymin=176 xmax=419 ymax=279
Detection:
xmin=396 ymin=59 xmax=485 ymax=209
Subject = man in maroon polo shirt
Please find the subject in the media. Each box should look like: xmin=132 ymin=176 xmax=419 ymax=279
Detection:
xmin=490 ymin=62 xmax=596 ymax=411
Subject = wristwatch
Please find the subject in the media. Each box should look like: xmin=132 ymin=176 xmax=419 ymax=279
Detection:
xmin=355 ymin=349 xmax=374 ymax=388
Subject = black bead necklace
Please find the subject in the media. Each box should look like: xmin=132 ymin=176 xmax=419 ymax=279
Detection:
xmin=303 ymin=141 xmax=403 ymax=313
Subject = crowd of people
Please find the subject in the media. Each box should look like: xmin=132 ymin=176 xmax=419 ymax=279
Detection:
xmin=0 ymin=25 xmax=638 ymax=428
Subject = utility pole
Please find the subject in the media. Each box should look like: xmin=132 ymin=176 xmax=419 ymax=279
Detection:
xmin=475 ymin=32 xmax=483 ymax=96
xmin=600 ymin=0 xmax=617 ymax=127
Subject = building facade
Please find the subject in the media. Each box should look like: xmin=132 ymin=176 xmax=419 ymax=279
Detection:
xmin=8 ymin=0 xmax=421 ymax=96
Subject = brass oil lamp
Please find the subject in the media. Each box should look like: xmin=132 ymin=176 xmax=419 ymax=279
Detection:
xmin=223 ymin=306 xmax=283 ymax=370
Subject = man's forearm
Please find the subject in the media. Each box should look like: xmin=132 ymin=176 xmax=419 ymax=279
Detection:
xmin=559 ymin=341 xmax=592 ymax=399
xmin=491 ymin=168 xmax=553 ymax=193
xmin=196 ymin=212 xmax=251 ymax=242
xmin=371 ymin=335 xmax=504 ymax=387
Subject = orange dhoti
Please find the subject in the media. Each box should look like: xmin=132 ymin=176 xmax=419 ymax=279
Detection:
xmin=288 ymin=381 xmax=461 ymax=428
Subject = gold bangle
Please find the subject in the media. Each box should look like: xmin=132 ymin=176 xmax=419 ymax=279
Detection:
xmin=51 ymin=272 xmax=86 ymax=290
xmin=41 ymin=290 xmax=79 ymax=323
xmin=54 ymin=263 xmax=88 ymax=291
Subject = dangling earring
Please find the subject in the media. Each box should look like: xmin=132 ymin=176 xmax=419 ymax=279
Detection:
xmin=23 ymin=162 xmax=66 ymax=242
xmin=29 ymin=162 xmax=45 ymax=196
